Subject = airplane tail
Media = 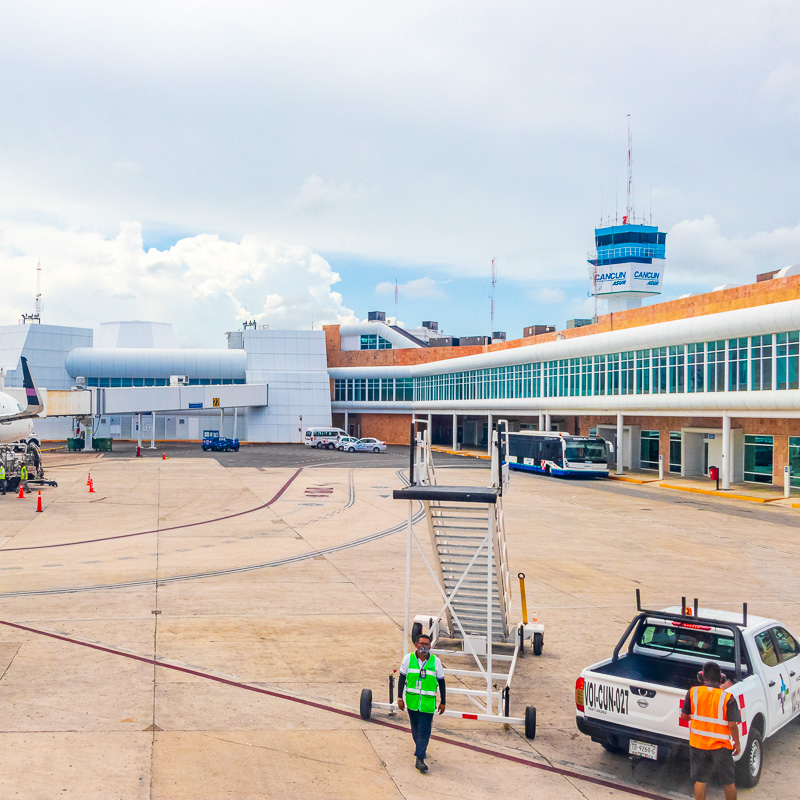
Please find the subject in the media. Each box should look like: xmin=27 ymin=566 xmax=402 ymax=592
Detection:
xmin=0 ymin=357 xmax=44 ymax=421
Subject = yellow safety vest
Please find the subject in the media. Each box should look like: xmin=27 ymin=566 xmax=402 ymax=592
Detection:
xmin=689 ymin=685 xmax=733 ymax=750
xmin=20 ymin=465 xmax=28 ymax=480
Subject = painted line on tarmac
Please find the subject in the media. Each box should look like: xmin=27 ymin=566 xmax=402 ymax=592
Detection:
xmin=0 ymin=468 xmax=304 ymax=553
xmin=0 ymin=618 xmax=678 ymax=800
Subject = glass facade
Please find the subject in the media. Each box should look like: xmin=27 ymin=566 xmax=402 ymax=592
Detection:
xmin=790 ymin=436 xmax=800 ymax=489
xmin=360 ymin=334 xmax=392 ymax=350
xmin=87 ymin=377 xmax=244 ymax=387
xmin=640 ymin=430 xmax=659 ymax=470
xmin=669 ymin=431 xmax=682 ymax=473
xmin=744 ymin=435 xmax=773 ymax=483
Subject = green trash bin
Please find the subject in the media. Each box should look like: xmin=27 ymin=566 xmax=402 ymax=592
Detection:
xmin=67 ymin=438 xmax=85 ymax=451
xmin=92 ymin=438 xmax=113 ymax=452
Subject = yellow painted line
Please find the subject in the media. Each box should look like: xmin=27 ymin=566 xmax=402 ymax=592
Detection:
xmin=609 ymin=475 xmax=660 ymax=484
xmin=658 ymin=483 xmax=773 ymax=503
xmin=431 ymin=447 xmax=491 ymax=460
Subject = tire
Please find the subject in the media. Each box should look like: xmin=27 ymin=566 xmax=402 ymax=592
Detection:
xmin=735 ymin=726 xmax=763 ymax=788
xmin=533 ymin=632 xmax=544 ymax=656
xmin=373 ymin=447 xmax=380 ymax=453
xmin=360 ymin=688 xmax=373 ymax=720
xmin=544 ymin=466 xmax=551 ymax=477
xmin=348 ymin=447 xmax=355 ymax=453
xmin=337 ymin=446 xmax=344 ymax=451
xmin=327 ymin=442 xmax=335 ymax=450
xmin=411 ymin=622 xmax=423 ymax=643
xmin=524 ymin=706 xmax=536 ymax=739
xmin=601 ymin=740 xmax=628 ymax=755
xmin=202 ymin=445 xmax=208 ymax=451
xmin=316 ymin=442 xmax=323 ymax=449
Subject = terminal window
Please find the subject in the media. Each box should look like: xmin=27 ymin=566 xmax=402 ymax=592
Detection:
xmin=744 ymin=435 xmax=773 ymax=484
xmin=640 ymin=430 xmax=659 ymax=470
xmin=669 ymin=432 xmax=681 ymax=473
xmin=360 ymin=334 xmax=392 ymax=350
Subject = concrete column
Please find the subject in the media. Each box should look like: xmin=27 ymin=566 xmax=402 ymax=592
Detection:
xmin=487 ymin=413 xmax=493 ymax=454
xmin=137 ymin=413 xmax=142 ymax=448
xmin=150 ymin=412 xmax=156 ymax=449
xmin=219 ymin=407 xmax=224 ymax=434
xmin=538 ymin=412 xmax=544 ymax=432
xmin=452 ymin=412 xmax=458 ymax=450
xmin=721 ymin=411 xmax=731 ymax=490
xmin=544 ymin=412 xmax=551 ymax=432
xmin=344 ymin=409 xmax=349 ymax=434
xmin=233 ymin=408 xmax=238 ymax=439
xmin=616 ymin=412 xmax=624 ymax=475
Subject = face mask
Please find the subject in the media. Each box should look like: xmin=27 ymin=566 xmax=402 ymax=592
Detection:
xmin=418 ymin=645 xmax=431 ymax=655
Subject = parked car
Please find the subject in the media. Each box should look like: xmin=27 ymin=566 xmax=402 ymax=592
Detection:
xmin=345 ymin=437 xmax=387 ymax=453
xmin=336 ymin=436 xmax=359 ymax=451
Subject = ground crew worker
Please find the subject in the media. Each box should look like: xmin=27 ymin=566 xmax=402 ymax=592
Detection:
xmin=397 ymin=632 xmax=446 ymax=773
xmin=680 ymin=660 xmax=741 ymax=800
xmin=0 ymin=462 xmax=6 ymax=495
xmin=19 ymin=463 xmax=29 ymax=494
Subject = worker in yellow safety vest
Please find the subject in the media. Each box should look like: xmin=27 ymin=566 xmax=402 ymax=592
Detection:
xmin=0 ymin=462 xmax=6 ymax=495
xmin=680 ymin=660 xmax=741 ymax=800
xmin=19 ymin=464 xmax=29 ymax=493
xmin=397 ymin=631 xmax=446 ymax=773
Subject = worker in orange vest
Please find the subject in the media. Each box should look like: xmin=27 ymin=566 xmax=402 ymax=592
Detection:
xmin=680 ymin=661 xmax=741 ymax=800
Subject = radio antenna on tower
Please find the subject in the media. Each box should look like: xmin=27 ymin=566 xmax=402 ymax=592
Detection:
xmin=394 ymin=278 xmax=398 ymax=322
xmin=21 ymin=260 xmax=42 ymax=324
xmin=490 ymin=257 xmax=497 ymax=330
xmin=625 ymin=114 xmax=633 ymax=224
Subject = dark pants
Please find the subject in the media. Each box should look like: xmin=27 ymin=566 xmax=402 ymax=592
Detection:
xmin=408 ymin=709 xmax=434 ymax=759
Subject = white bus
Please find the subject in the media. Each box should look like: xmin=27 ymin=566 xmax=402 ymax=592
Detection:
xmin=303 ymin=427 xmax=347 ymax=449
xmin=504 ymin=431 xmax=610 ymax=478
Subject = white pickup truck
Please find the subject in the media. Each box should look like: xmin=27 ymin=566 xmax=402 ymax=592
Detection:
xmin=575 ymin=597 xmax=800 ymax=787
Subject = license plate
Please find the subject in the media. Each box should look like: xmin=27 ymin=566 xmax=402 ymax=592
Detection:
xmin=629 ymin=740 xmax=657 ymax=760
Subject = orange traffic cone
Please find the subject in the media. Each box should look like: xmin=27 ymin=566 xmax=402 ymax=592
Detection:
xmin=17 ymin=484 xmax=25 ymax=499
xmin=36 ymin=491 xmax=43 ymax=512
xmin=86 ymin=472 xmax=92 ymax=486
xmin=162 ymin=452 xmax=166 ymax=460
xmin=88 ymin=480 xmax=96 ymax=494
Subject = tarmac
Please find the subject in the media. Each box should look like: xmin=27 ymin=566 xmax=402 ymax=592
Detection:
xmin=1 ymin=443 xmax=799 ymax=798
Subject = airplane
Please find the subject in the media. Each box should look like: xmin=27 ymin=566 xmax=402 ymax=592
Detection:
xmin=0 ymin=357 xmax=44 ymax=445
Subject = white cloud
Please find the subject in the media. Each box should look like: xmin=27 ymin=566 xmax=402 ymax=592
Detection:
xmin=668 ymin=216 xmax=800 ymax=286
xmin=291 ymin=174 xmax=371 ymax=215
xmin=375 ymin=276 xmax=445 ymax=299
xmin=532 ymin=287 xmax=565 ymax=305
xmin=0 ymin=221 xmax=357 ymax=346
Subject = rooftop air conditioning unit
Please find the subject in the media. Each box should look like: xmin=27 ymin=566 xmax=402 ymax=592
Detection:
xmin=170 ymin=375 xmax=189 ymax=386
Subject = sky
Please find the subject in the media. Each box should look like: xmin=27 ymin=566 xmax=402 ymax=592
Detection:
xmin=1 ymin=1 xmax=799 ymax=346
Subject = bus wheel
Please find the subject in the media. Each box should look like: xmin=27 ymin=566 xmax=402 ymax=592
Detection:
xmin=544 ymin=466 xmax=551 ymax=477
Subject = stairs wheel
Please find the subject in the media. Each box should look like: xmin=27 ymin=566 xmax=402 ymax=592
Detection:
xmin=411 ymin=622 xmax=423 ymax=643
xmin=533 ymin=632 xmax=544 ymax=656
xmin=359 ymin=688 xmax=373 ymax=720
xmin=524 ymin=706 xmax=537 ymax=739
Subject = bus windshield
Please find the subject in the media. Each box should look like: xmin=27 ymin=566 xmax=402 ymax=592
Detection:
xmin=564 ymin=441 xmax=607 ymax=463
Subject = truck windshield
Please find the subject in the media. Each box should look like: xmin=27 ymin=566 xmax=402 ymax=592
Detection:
xmin=638 ymin=622 xmax=738 ymax=663
xmin=565 ymin=441 xmax=607 ymax=463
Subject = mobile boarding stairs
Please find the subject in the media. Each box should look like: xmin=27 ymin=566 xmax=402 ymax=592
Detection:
xmin=360 ymin=421 xmax=543 ymax=738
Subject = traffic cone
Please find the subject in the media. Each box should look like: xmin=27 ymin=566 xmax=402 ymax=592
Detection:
xmin=36 ymin=491 xmax=43 ymax=512
xmin=88 ymin=480 xmax=95 ymax=494
xmin=162 ymin=452 xmax=166 ymax=460
xmin=17 ymin=484 xmax=25 ymax=499
xmin=86 ymin=472 xmax=92 ymax=486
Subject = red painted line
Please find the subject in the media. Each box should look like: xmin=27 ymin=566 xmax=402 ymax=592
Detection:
xmin=0 ymin=468 xmax=303 ymax=552
xmin=0 ymin=618 xmax=677 ymax=800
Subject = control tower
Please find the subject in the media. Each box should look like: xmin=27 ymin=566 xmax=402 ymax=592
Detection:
xmin=588 ymin=220 xmax=667 ymax=312
xmin=588 ymin=119 xmax=667 ymax=313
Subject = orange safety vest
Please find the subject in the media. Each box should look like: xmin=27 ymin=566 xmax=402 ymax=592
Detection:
xmin=688 ymin=685 xmax=733 ymax=750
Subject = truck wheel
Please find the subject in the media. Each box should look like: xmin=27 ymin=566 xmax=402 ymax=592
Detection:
xmin=533 ymin=632 xmax=543 ymax=656
xmin=411 ymin=622 xmax=423 ymax=643
xmin=327 ymin=442 xmax=335 ymax=450
xmin=524 ymin=706 xmax=536 ymax=739
xmin=359 ymin=688 xmax=373 ymax=720
xmin=735 ymin=727 xmax=763 ymax=788
xmin=316 ymin=442 xmax=323 ymax=449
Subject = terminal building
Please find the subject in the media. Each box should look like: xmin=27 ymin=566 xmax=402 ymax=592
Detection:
xmin=3 ymin=266 xmax=800 ymax=490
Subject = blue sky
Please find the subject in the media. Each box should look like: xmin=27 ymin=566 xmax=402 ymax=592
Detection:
xmin=1 ymin=1 xmax=800 ymax=346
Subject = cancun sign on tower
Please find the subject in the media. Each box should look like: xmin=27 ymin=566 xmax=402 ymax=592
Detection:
xmin=594 ymin=268 xmax=664 ymax=296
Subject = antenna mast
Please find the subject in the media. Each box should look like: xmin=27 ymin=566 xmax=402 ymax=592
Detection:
xmin=394 ymin=278 xmax=398 ymax=323
xmin=626 ymin=114 xmax=633 ymax=224
xmin=35 ymin=260 xmax=42 ymax=318
xmin=490 ymin=257 xmax=497 ymax=331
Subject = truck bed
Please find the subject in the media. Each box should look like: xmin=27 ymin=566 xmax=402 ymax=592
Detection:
xmin=592 ymin=654 xmax=700 ymax=691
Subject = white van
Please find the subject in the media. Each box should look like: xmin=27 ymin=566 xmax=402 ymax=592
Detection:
xmin=303 ymin=428 xmax=347 ymax=449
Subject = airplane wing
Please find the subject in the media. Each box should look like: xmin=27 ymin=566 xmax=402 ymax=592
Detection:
xmin=0 ymin=357 xmax=44 ymax=422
